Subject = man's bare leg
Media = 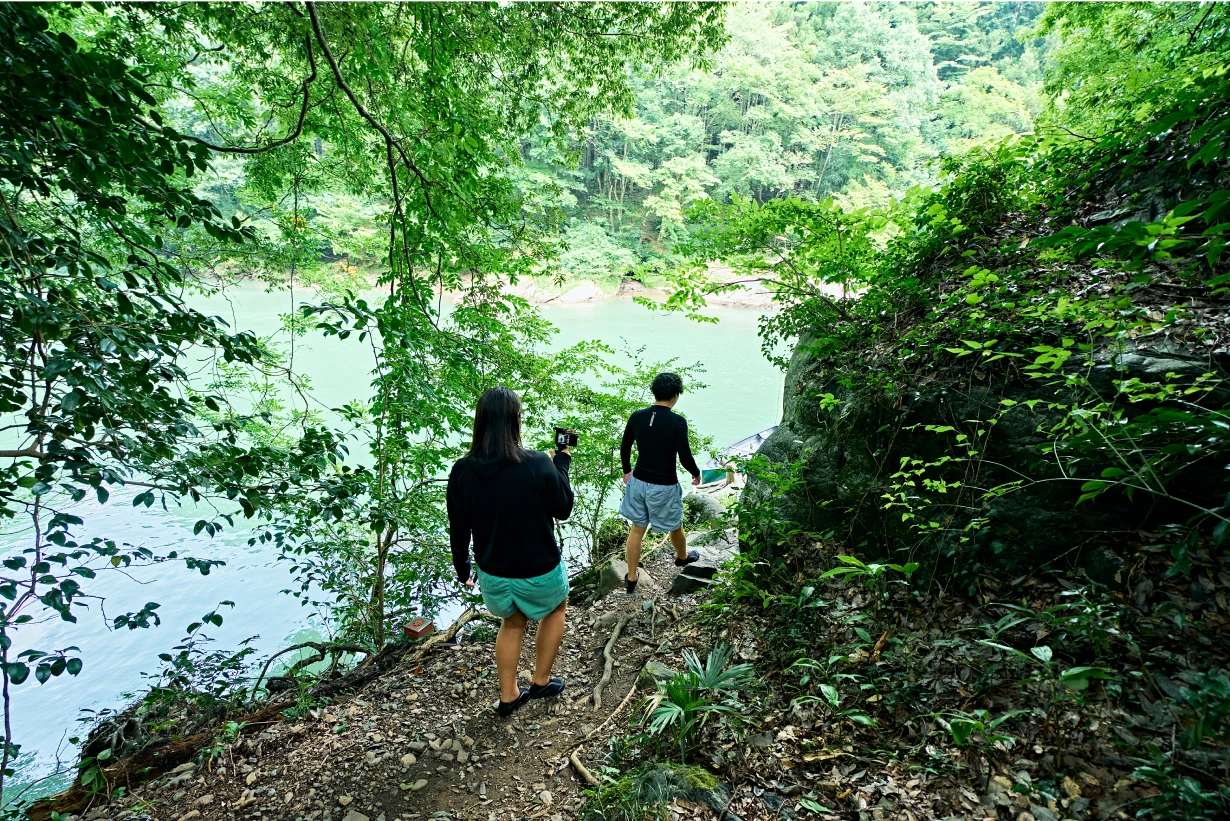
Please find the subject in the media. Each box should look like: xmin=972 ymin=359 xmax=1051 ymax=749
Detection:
xmin=625 ymin=523 xmax=648 ymax=582
xmin=531 ymin=599 xmax=568 ymax=686
xmin=669 ymin=526 xmax=688 ymax=560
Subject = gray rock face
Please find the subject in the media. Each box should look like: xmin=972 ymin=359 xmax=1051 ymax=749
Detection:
xmin=681 ymin=528 xmax=738 ymax=580
xmin=752 ymin=339 xmax=1228 ymax=569
xmin=669 ymin=574 xmax=715 ymax=595
xmin=594 ymin=558 xmax=656 ymax=600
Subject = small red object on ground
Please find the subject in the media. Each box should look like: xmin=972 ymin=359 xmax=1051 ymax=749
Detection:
xmin=403 ymin=618 xmax=434 ymax=640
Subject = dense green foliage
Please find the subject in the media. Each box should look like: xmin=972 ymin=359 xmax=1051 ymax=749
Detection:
xmin=672 ymin=4 xmax=1230 ymax=819
xmin=124 ymin=3 xmax=1049 ymax=294
xmin=526 ymin=1 xmax=1049 ymax=284
xmin=677 ymin=3 xmax=1230 ymax=567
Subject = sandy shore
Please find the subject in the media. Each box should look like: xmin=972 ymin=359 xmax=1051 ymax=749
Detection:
xmin=449 ymin=265 xmax=779 ymax=310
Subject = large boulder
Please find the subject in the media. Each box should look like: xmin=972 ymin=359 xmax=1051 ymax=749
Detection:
xmin=750 ymin=338 xmax=1228 ymax=569
xmin=682 ymin=492 xmax=725 ymax=530
xmin=594 ymin=558 xmax=657 ymax=601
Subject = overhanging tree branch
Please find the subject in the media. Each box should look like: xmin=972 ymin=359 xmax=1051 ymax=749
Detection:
xmin=137 ymin=35 xmax=317 ymax=155
xmin=306 ymin=2 xmax=435 ymax=213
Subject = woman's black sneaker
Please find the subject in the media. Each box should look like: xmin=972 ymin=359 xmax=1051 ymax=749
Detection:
xmin=674 ymin=549 xmax=701 ymax=567
xmin=528 ymin=677 xmax=565 ymax=699
xmin=625 ymin=572 xmax=638 ymax=594
xmin=495 ymin=688 xmax=530 ymax=717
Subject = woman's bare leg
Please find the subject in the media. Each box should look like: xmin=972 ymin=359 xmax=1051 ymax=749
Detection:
xmin=496 ymin=610 xmax=528 ymax=702
xmin=532 ymin=599 xmax=568 ymax=686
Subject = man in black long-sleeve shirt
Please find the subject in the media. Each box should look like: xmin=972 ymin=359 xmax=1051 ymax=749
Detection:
xmin=618 ymin=372 xmax=703 ymax=593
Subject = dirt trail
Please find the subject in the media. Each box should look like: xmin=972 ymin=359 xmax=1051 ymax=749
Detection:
xmin=76 ymin=547 xmax=711 ymax=821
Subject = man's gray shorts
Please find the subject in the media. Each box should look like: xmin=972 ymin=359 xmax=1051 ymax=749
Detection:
xmin=619 ymin=476 xmax=683 ymax=532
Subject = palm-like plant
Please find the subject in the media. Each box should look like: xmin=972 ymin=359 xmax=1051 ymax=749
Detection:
xmin=683 ymin=643 xmax=754 ymax=694
xmin=643 ymin=644 xmax=754 ymax=762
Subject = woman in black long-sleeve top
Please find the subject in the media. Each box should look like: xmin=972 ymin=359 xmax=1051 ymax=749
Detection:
xmin=446 ymin=387 xmax=574 ymax=716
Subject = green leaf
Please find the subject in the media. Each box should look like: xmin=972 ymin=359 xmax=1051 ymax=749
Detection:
xmin=799 ymin=797 xmax=831 ymax=814
xmin=2 ymin=662 xmax=29 ymax=685
xmin=950 ymin=718 xmax=977 ymax=745
xmin=977 ymin=640 xmax=1036 ymax=664
xmin=1059 ymin=666 xmax=1115 ymax=691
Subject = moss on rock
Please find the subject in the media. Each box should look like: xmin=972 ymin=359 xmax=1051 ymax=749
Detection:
xmin=580 ymin=762 xmax=728 ymax=821
xmin=668 ymin=763 xmax=719 ymax=790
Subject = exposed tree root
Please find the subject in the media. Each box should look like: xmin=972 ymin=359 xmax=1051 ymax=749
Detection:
xmin=249 ymin=641 xmax=372 ymax=704
xmin=569 ymin=750 xmax=599 ymax=786
xmin=408 ymin=606 xmax=481 ymax=662
xmin=592 ymin=613 xmax=632 ymax=711
xmin=585 ymin=681 xmax=638 ymax=743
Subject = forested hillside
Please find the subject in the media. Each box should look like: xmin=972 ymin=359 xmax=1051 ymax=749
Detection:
xmin=655 ymin=2 xmax=1230 ymax=819
xmin=529 ymin=1 xmax=1048 ymax=286
xmin=157 ymin=2 xmax=1051 ymax=293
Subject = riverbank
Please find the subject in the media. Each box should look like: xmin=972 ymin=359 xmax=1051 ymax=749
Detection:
xmin=369 ymin=262 xmax=781 ymax=309
xmin=493 ymin=267 xmax=777 ymax=310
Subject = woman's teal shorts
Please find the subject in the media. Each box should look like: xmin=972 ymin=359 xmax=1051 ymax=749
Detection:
xmin=476 ymin=561 xmax=569 ymax=620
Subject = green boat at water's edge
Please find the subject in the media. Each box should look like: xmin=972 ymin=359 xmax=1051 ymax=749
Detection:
xmin=699 ymin=426 xmax=777 ymax=485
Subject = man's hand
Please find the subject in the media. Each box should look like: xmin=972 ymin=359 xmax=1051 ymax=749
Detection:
xmin=692 ymin=474 xmax=701 ymax=487
xmin=549 ymin=447 xmax=570 ymax=458
xmin=624 ymin=471 xmax=632 ymax=485
xmin=464 ymin=578 xmax=477 ymax=589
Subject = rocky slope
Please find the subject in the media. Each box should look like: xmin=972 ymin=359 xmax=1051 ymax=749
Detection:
xmin=38 ymin=539 xmax=730 ymax=821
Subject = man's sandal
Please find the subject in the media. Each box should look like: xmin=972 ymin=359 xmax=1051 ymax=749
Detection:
xmin=674 ymin=549 xmax=701 ymax=567
xmin=625 ymin=572 xmax=638 ymax=594
xmin=529 ymin=677 xmax=565 ymax=699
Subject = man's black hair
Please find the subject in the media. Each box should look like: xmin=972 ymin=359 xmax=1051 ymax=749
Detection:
xmin=651 ymin=372 xmax=684 ymax=402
